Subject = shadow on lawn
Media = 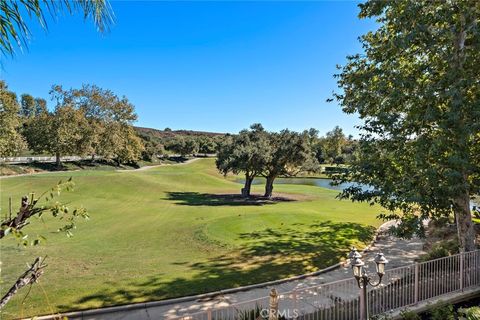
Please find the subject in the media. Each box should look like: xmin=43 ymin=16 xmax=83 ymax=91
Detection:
xmin=65 ymin=220 xmax=375 ymax=310
xmin=164 ymin=192 xmax=296 ymax=206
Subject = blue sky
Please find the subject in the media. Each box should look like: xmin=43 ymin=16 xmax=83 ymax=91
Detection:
xmin=1 ymin=1 xmax=376 ymax=135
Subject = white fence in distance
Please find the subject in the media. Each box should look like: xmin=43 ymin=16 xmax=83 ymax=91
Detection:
xmin=0 ymin=156 xmax=91 ymax=164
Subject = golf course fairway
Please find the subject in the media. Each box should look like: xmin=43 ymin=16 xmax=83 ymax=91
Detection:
xmin=0 ymin=158 xmax=382 ymax=318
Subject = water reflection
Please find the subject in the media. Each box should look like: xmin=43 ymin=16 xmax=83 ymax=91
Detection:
xmin=239 ymin=177 xmax=477 ymax=209
xmin=240 ymin=177 xmax=368 ymax=191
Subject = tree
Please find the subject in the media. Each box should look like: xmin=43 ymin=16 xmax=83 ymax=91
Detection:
xmin=167 ymin=136 xmax=198 ymax=157
xmin=141 ymin=137 xmax=165 ymax=162
xmin=0 ymin=81 xmax=27 ymax=157
xmin=24 ymin=105 xmax=91 ymax=167
xmin=216 ymin=124 xmax=270 ymax=197
xmin=34 ymin=98 xmax=48 ymax=115
xmin=184 ymin=137 xmax=199 ymax=156
xmin=43 ymin=84 xmax=144 ymax=165
xmin=197 ymin=136 xmax=217 ymax=156
xmin=333 ymin=1 xmax=479 ymax=251
xmin=261 ymin=129 xmax=310 ymax=198
xmin=0 ymin=0 xmax=113 ymax=57
xmin=20 ymin=94 xmax=36 ymax=118
xmin=69 ymin=84 xmax=140 ymax=161
xmin=323 ymin=126 xmax=347 ymax=164
xmin=301 ymin=128 xmax=324 ymax=172
xmin=167 ymin=136 xmax=186 ymax=156
xmin=100 ymin=122 xmax=144 ymax=165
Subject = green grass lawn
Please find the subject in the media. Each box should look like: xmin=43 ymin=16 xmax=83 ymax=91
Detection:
xmin=0 ymin=159 xmax=382 ymax=319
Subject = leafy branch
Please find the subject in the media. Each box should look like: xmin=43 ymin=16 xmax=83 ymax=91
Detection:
xmin=0 ymin=179 xmax=88 ymax=309
xmin=0 ymin=178 xmax=88 ymax=245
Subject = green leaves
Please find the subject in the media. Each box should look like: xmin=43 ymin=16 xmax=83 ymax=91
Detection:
xmin=0 ymin=0 xmax=114 ymax=57
xmin=333 ymin=1 xmax=480 ymax=244
xmin=1 ymin=179 xmax=89 ymax=246
xmin=0 ymin=81 xmax=27 ymax=157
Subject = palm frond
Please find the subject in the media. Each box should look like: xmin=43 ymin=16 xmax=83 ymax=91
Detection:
xmin=0 ymin=0 xmax=114 ymax=57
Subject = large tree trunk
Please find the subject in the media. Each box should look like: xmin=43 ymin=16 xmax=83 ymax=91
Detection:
xmin=454 ymin=192 xmax=476 ymax=252
xmin=241 ymin=174 xmax=254 ymax=197
xmin=264 ymin=175 xmax=275 ymax=198
xmin=55 ymin=152 xmax=61 ymax=169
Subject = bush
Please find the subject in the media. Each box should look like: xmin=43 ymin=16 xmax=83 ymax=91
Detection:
xmin=430 ymin=216 xmax=452 ymax=229
xmin=399 ymin=309 xmax=421 ymax=320
xmin=324 ymin=166 xmax=348 ymax=174
xmin=419 ymin=239 xmax=459 ymax=262
xmin=429 ymin=304 xmax=455 ymax=320
xmin=458 ymin=306 xmax=480 ymax=320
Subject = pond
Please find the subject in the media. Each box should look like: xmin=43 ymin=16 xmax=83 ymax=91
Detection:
xmin=240 ymin=177 xmax=478 ymax=210
xmin=240 ymin=177 xmax=368 ymax=191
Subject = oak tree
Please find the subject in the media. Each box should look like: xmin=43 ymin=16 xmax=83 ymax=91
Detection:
xmin=261 ymin=130 xmax=310 ymax=198
xmin=216 ymin=124 xmax=270 ymax=197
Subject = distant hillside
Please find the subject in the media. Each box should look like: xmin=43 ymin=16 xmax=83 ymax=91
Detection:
xmin=135 ymin=126 xmax=226 ymax=138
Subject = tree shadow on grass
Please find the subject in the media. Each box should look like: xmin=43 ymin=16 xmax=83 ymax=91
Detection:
xmin=164 ymin=192 xmax=296 ymax=206
xmin=65 ymin=220 xmax=376 ymax=311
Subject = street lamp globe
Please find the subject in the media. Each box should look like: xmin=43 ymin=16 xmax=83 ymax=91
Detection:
xmin=348 ymin=247 xmax=358 ymax=260
xmin=351 ymin=256 xmax=365 ymax=277
xmin=374 ymin=253 xmax=389 ymax=275
xmin=348 ymin=247 xmax=362 ymax=260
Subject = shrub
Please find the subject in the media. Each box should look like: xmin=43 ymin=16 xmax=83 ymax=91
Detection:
xmin=324 ymin=166 xmax=348 ymax=173
xmin=458 ymin=306 xmax=480 ymax=320
xmin=430 ymin=216 xmax=451 ymax=228
xmin=429 ymin=304 xmax=455 ymax=320
xmin=399 ymin=309 xmax=421 ymax=320
xmin=419 ymin=239 xmax=459 ymax=262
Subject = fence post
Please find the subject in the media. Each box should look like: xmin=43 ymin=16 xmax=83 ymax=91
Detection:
xmin=207 ymin=308 xmax=212 ymax=320
xmin=459 ymin=252 xmax=464 ymax=292
xmin=414 ymin=263 xmax=419 ymax=304
xmin=269 ymin=288 xmax=279 ymax=320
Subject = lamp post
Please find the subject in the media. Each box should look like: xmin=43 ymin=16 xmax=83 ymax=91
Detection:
xmin=348 ymin=247 xmax=389 ymax=320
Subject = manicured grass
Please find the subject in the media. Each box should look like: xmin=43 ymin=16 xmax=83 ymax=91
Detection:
xmin=0 ymin=159 xmax=382 ymax=319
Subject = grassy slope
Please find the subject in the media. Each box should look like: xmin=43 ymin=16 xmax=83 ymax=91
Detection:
xmin=0 ymin=159 xmax=382 ymax=318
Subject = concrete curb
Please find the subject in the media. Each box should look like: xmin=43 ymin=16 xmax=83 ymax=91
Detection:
xmin=27 ymin=221 xmax=394 ymax=320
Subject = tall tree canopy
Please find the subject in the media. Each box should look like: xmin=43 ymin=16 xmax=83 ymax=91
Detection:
xmin=20 ymin=94 xmax=36 ymax=118
xmin=68 ymin=84 xmax=141 ymax=161
xmin=333 ymin=0 xmax=479 ymax=251
xmin=323 ymin=126 xmax=348 ymax=164
xmin=0 ymin=0 xmax=114 ymax=57
xmin=25 ymin=104 xmax=91 ymax=167
xmin=0 ymin=81 xmax=26 ymax=157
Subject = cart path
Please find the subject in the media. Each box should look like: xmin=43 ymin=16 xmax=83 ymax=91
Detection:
xmin=120 ymin=157 xmax=200 ymax=172
xmin=57 ymin=220 xmax=426 ymax=320
xmin=154 ymin=220 xmax=426 ymax=319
